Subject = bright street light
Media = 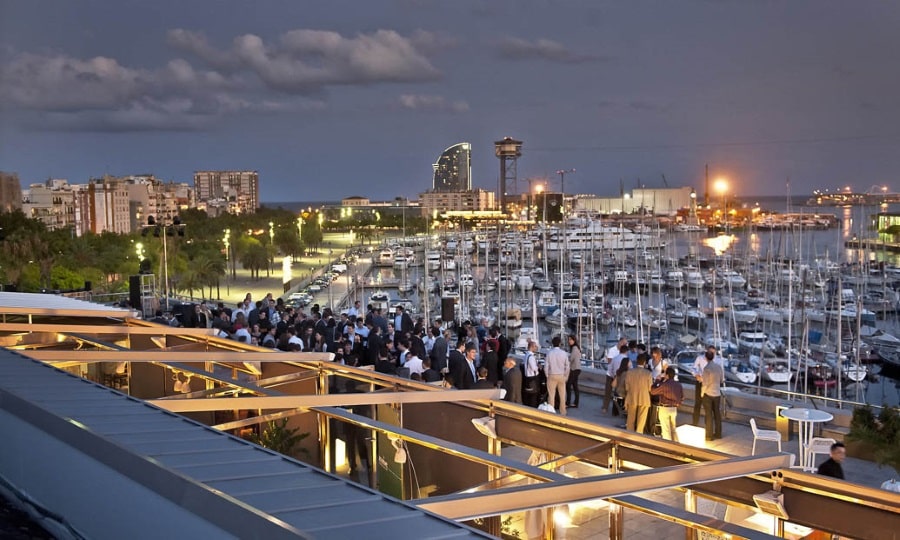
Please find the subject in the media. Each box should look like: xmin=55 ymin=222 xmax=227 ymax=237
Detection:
xmin=713 ymin=178 xmax=728 ymax=195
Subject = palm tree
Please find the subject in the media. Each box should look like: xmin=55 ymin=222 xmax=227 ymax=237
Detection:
xmin=177 ymin=266 xmax=203 ymax=300
xmin=193 ymin=252 xmax=225 ymax=300
xmin=240 ymin=242 xmax=269 ymax=280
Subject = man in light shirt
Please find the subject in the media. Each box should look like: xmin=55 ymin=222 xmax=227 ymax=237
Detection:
xmin=545 ymin=335 xmax=571 ymax=415
xmin=701 ymin=353 xmax=725 ymax=440
xmin=404 ymin=350 xmax=424 ymax=376
xmin=693 ymin=345 xmax=723 ymax=424
xmin=602 ymin=340 xmax=629 ymax=414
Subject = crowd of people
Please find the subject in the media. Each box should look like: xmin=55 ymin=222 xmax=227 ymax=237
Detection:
xmin=158 ymin=294 xmax=852 ymax=479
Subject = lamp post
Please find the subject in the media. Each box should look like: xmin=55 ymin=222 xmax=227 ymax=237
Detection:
xmin=556 ymin=168 xmax=575 ymax=215
xmin=269 ymin=221 xmax=275 ymax=273
xmin=161 ymin=215 xmax=169 ymax=311
xmin=223 ymin=229 xmax=231 ymax=295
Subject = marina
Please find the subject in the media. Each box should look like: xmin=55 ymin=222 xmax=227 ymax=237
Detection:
xmin=321 ymin=204 xmax=900 ymax=409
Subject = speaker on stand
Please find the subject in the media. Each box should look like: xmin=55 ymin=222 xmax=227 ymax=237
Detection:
xmin=441 ymin=297 xmax=456 ymax=324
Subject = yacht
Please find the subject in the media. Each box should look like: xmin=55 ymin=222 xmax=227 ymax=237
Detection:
xmin=724 ymin=357 xmax=758 ymax=384
xmin=727 ymin=300 xmax=758 ymax=325
xmin=536 ymin=291 xmax=559 ymax=318
xmin=369 ymin=291 xmax=391 ymax=312
xmin=719 ymin=269 xmax=747 ymax=289
xmin=673 ymin=223 xmax=707 ymax=233
xmin=666 ymin=270 xmax=685 ymax=289
xmin=513 ymin=269 xmax=534 ymax=291
xmin=685 ymin=270 xmax=705 ymax=290
xmin=377 ymin=248 xmax=394 ymax=267
xmin=544 ymin=219 xmax=664 ymax=251
xmin=737 ymin=331 xmax=769 ymax=353
xmin=750 ymin=356 xmax=793 ymax=384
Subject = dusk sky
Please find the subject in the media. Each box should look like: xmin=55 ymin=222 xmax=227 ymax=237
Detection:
xmin=2 ymin=1 xmax=899 ymax=203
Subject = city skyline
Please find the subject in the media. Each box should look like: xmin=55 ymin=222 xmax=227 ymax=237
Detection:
xmin=2 ymin=1 xmax=900 ymax=202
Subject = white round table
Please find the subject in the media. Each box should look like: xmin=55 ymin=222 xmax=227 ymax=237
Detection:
xmin=780 ymin=408 xmax=833 ymax=471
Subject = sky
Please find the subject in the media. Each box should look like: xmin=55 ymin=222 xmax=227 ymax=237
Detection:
xmin=1 ymin=1 xmax=900 ymax=203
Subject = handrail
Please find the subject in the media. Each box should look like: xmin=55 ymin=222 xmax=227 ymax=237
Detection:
xmin=722 ymin=378 xmax=884 ymax=412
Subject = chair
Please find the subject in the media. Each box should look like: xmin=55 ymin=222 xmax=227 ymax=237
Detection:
xmin=750 ymin=418 xmax=782 ymax=455
xmin=807 ymin=437 xmax=836 ymax=470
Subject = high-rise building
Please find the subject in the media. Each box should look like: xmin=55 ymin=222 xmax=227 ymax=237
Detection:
xmin=193 ymin=170 xmax=259 ymax=214
xmin=0 ymin=172 xmax=23 ymax=213
xmin=78 ymin=176 xmax=131 ymax=235
xmin=432 ymin=143 xmax=471 ymax=192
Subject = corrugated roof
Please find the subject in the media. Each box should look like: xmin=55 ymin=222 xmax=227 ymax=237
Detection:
xmin=0 ymin=349 xmax=490 ymax=539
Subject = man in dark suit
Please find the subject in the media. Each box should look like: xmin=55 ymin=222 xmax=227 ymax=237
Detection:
xmin=458 ymin=343 xmax=478 ymax=390
xmin=409 ymin=327 xmax=427 ymax=361
xmin=393 ymin=305 xmax=414 ymax=346
xmin=502 ymin=356 xmax=523 ymax=404
xmin=447 ymin=340 xmax=467 ymax=389
xmin=421 ymin=358 xmax=442 ymax=383
xmin=364 ymin=324 xmax=382 ymax=366
xmin=429 ymin=328 xmax=448 ymax=373
xmin=372 ymin=308 xmax=389 ymax=337
xmin=817 ymin=442 xmax=846 ymax=479
xmin=474 ymin=367 xmax=494 ymax=389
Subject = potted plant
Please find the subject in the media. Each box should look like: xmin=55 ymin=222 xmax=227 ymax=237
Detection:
xmin=246 ymin=418 xmax=310 ymax=458
xmin=846 ymin=404 xmax=900 ymax=473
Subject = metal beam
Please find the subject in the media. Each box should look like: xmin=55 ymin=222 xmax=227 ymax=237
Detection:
xmin=613 ymin=494 xmax=780 ymax=540
xmin=417 ymin=453 xmax=792 ymax=520
xmin=148 ymin=389 xmax=501 ymax=412
xmin=0 ymin=323 xmax=219 ymax=336
xmin=24 ymin=350 xmax=334 ymax=363
xmin=319 ymin=407 xmax=566 ymax=483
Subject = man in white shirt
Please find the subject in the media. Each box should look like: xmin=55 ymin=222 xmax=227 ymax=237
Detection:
xmin=692 ymin=345 xmax=722 ymax=424
xmin=288 ymin=334 xmax=304 ymax=351
xmin=603 ymin=340 xmax=628 ymax=414
xmin=545 ymin=335 xmax=571 ymax=415
xmin=607 ymin=337 xmax=627 ymax=363
xmin=404 ymin=351 xmax=424 ymax=376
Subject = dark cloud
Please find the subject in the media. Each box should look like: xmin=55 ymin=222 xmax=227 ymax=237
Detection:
xmin=496 ymin=36 xmax=603 ymax=64
xmin=0 ymin=27 xmax=436 ymax=131
xmin=398 ymin=94 xmax=469 ymax=113
xmin=168 ymin=28 xmax=442 ymax=94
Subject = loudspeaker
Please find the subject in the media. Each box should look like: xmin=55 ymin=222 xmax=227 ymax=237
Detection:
xmin=441 ymin=297 xmax=456 ymax=322
xmin=129 ymin=275 xmax=142 ymax=311
xmin=177 ymin=303 xmax=195 ymax=327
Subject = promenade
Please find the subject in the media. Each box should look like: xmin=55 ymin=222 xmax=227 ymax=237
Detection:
xmin=216 ymin=232 xmax=364 ymax=307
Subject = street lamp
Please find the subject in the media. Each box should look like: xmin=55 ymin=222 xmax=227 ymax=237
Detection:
xmin=223 ymin=229 xmax=233 ymax=291
xmin=714 ymin=178 xmax=728 ymax=226
xmin=269 ymin=221 xmax=275 ymax=272
xmin=556 ymin=168 xmax=575 ymax=215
